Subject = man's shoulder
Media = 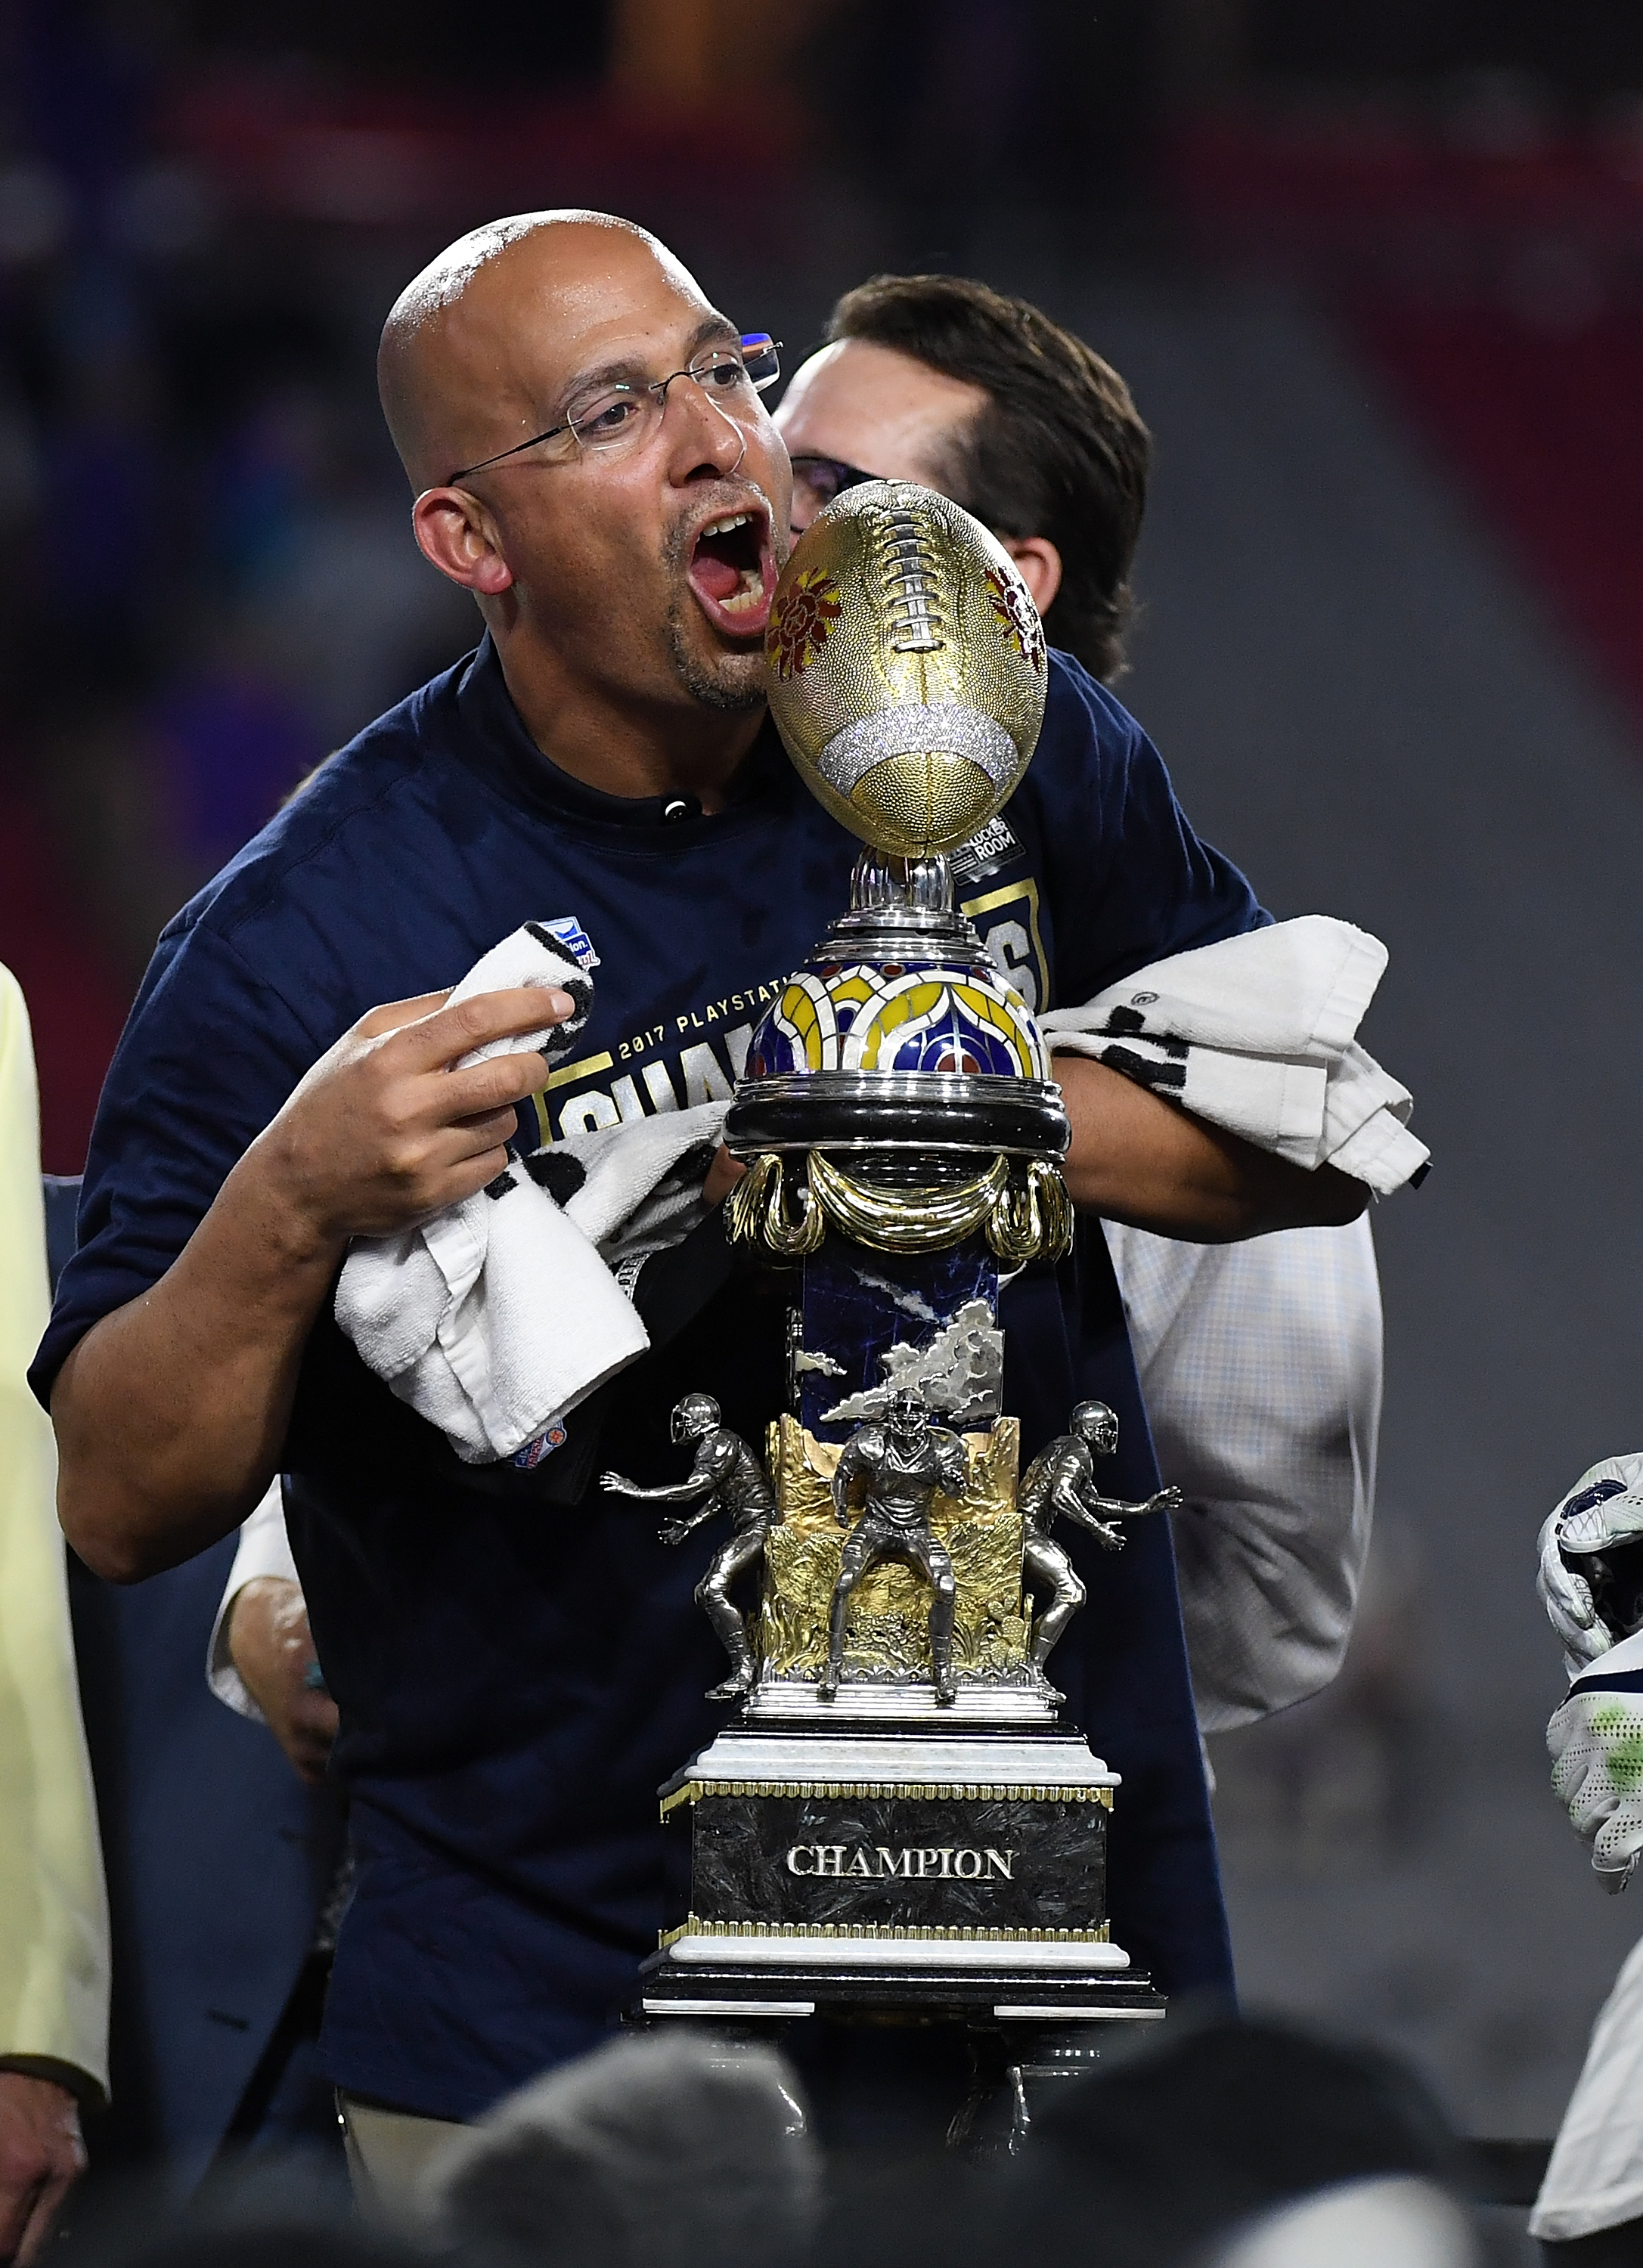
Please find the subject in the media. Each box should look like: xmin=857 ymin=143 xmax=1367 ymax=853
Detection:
xmin=996 ymin=649 xmax=1152 ymax=855
xmin=162 ymin=652 xmax=479 ymax=969
xmin=1034 ymin=650 xmax=1146 ymax=776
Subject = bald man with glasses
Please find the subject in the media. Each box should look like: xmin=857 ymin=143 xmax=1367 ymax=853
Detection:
xmin=37 ymin=211 xmax=1362 ymax=2183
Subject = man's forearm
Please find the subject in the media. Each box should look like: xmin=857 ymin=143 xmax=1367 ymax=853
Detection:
xmin=52 ymin=1148 xmax=344 ymax=1583
xmin=52 ymin=984 xmax=569 ymax=1582
xmin=1057 ymin=1055 xmax=1367 ymax=1241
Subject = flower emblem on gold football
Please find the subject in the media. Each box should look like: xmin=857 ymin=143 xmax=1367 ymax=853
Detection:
xmin=768 ymin=568 xmax=843 ymax=680
xmin=985 ymin=568 xmax=1046 ymax=673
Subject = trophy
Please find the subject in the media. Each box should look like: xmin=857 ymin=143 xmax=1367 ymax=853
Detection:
xmin=620 ymin=483 xmax=1170 ymax=2144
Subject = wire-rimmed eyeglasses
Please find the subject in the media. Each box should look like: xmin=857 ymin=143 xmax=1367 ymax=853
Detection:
xmin=446 ymin=334 xmax=783 ymax=485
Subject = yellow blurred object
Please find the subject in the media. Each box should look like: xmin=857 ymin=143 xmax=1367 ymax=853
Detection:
xmin=0 ymin=965 xmax=110 ymax=2102
xmin=764 ymin=481 xmax=1048 ymax=857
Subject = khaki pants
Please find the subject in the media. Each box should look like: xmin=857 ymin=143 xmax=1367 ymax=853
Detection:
xmin=337 ymin=2092 xmax=467 ymax=2224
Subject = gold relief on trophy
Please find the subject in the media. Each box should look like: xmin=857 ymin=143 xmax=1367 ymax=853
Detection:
xmin=758 ymin=1414 xmax=1029 ymax=1683
xmin=764 ymin=482 xmax=1048 ymax=857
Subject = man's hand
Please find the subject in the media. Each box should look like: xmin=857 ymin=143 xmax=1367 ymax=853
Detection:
xmin=659 ymin=1520 xmax=692 ymax=1547
xmin=1147 ymin=1486 xmax=1186 ymax=1517
xmin=0 ymin=2073 xmax=84 ymax=2266
xmin=702 ymin=1145 xmax=746 ymax=1207
xmin=225 ymin=1577 xmax=338 ymax=1784
xmin=55 ymin=984 xmax=577 ymax=1585
xmin=1539 ymin=1512 xmax=1607 ymax=1677
xmin=1536 ymin=1458 xmax=1643 ymax=1677
xmin=599 ymin=1472 xmax=639 ymax=1498
xmin=1548 ymin=1684 xmax=1643 ymax=1891
xmin=1056 ymin=1054 xmax=1368 ymax=1241
xmin=256 ymin=984 xmax=574 ymax=1244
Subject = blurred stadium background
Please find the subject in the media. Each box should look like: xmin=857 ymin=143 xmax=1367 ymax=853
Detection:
xmin=8 ymin=0 xmax=1643 ymax=2142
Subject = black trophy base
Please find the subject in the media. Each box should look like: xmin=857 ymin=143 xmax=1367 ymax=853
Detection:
xmin=634 ymin=1947 xmax=1162 ymax=2026
xmin=631 ymin=1951 xmax=1164 ymax=2161
xmin=634 ymin=1699 xmax=1165 ymax=2155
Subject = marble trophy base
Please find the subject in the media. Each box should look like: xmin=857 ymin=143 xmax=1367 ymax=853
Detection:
xmin=637 ymin=1701 xmax=1161 ymax=2034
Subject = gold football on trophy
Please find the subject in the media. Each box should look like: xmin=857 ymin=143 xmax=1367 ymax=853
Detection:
xmin=764 ymin=481 xmax=1048 ymax=857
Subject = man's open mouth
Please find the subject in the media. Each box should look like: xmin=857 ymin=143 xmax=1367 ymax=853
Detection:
xmin=687 ymin=507 xmax=776 ymax=637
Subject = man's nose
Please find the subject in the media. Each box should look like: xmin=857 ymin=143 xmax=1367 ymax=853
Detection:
xmin=665 ymin=374 xmax=749 ymax=479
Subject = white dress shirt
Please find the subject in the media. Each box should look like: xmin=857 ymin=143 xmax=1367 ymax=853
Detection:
xmin=206 ymin=1481 xmax=299 ymax=1722
xmin=1105 ymin=1215 xmax=1382 ymax=1733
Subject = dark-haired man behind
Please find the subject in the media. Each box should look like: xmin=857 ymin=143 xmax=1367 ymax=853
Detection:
xmin=776 ymin=276 xmax=1382 ymax=1736
xmin=783 ymin=271 xmax=1149 ymax=680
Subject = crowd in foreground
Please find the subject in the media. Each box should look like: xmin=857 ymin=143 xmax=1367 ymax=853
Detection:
xmin=61 ymin=2015 xmax=1515 ymax=2268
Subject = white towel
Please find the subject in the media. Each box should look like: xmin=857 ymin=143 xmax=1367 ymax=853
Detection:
xmin=1039 ymin=916 xmax=1428 ymax=1197
xmin=554 ymin=1100 xmax=731 ymax=1278
xmin=449 ymin=916 xmax=599 ymax=1065
xmin=334 ymin=922 xmax=728 ymax=1468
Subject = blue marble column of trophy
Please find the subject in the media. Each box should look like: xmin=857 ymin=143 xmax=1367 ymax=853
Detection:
xmin=724 ymin=850 xmax=1068 ymax=1717
xmin=721 ymin=474 xmax=1071 ymax=1719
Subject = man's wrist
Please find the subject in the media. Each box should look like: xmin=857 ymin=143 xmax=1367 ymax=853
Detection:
xmin=225 ymin=1571 xmax=304 ymax=1647
xmin=225 ymin=1132 xmax=352 ymax=1276
xmin=225 ymin=1574 xmax=308 ymax=1696
xmin=0 ymin=2059 xmax=100 ymax=2112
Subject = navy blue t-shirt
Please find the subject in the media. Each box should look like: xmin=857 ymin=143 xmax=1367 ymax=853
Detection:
xmin=36 ymin=637 xmax=1265 ymax=2120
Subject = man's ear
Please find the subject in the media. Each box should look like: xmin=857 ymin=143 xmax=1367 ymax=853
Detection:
xmin=1000 ymin=534 xmax=1062 ymax=617
xmin=411 ymin=487 xmax=515 ymax=596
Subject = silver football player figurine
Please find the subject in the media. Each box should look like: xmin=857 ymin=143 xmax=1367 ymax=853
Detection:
xmin=600 ymin=1394 xmax=776 ymax=1702
xmin=823 ymin=1390 xmax=967 ymax=1706
xmin=1018 ymin=1401 xmax=1183 ymax=1682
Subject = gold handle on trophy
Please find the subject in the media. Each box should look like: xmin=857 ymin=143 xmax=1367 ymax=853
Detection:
xmin=726 ymin=1151 xmax=1073 ymax=1263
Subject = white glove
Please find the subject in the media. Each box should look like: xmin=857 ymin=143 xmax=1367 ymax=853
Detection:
xmin=1536 ymin=1456 xmax=1643 ymax=1678
xmin=1548 ymin=1629 xmax=1643 ymax=1892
